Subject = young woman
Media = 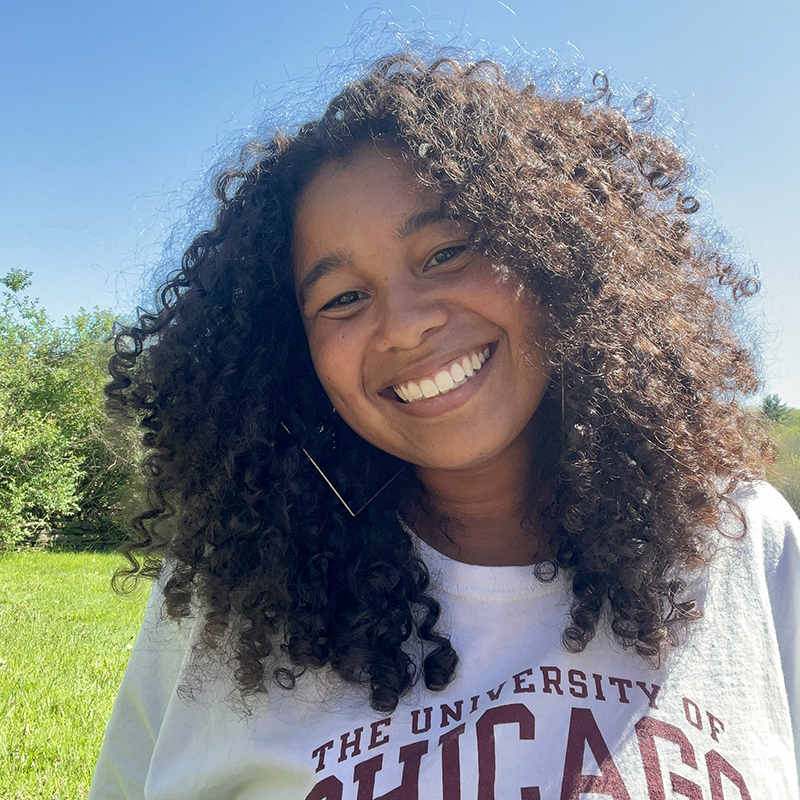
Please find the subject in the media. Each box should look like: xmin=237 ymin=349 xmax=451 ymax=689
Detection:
xmin=90 ymin=52 xmax=800 ymax=799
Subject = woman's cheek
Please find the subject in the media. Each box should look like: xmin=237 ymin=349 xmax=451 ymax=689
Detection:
xmin=310 ymin=333 xmax=358 ymax=406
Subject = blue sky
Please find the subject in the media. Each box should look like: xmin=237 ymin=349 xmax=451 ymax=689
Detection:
xmin=3 ymin=0 xmax=798 ymax=405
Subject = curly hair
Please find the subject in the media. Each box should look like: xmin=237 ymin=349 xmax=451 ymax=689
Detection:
xmin=109 ymin=52 xmax=771 ymax=713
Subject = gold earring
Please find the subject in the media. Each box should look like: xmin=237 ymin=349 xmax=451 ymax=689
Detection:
xmin=279 ymin=422 xmax=406 ymax=517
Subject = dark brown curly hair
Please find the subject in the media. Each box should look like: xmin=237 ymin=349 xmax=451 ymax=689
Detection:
xmin=109 ymin=51 xmax=771 ymax=713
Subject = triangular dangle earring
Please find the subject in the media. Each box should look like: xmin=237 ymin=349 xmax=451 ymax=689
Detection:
xmin=279 ymin=421 xmax=407 ymax=517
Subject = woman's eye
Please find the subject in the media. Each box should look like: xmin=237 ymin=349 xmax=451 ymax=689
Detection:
xmin=321 ymin=291 xmax=364 ymax=311
xmin=425 ymin=246 xmax=466 ymax=269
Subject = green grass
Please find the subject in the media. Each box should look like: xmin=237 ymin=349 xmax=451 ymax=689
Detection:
xmin=0 ymin=550 xmax=149 ymax=799
xmin=767 ymin=408 xmax=800 ymax=518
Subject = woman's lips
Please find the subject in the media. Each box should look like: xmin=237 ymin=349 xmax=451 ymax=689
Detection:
xmin=391 ymin=345 xmax=492 ymax=403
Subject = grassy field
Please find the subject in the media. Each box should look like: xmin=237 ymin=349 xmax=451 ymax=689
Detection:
xmin=768 ymin=408 xmax=800 ymax=517
xmin=0 ymin=550 xmax=149 ymax=800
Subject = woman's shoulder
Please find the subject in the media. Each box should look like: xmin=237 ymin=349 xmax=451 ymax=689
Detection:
xmin=733 ymin=479 xmax=799 ymax=521
xmin=706 ymin=481 xmax=800 ymax=641
xmin=729 ymin=480 xmax=800 ymax=565
xmin=121 ymin=564 xmax=205 ymax=695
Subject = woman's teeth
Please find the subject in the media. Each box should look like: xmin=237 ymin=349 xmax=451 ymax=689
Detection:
xmin=393 ymin=347 xmax=491 ymax=403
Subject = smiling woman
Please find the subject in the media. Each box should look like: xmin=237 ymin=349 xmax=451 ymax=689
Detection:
xmin=91 ymin=51 xmax=800 ymax=799
xmin=294 ymin=146 xmax=549 ymax=481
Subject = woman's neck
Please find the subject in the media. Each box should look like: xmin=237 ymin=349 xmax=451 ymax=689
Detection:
xmin=410 ymin=426 xmax=550 ymax=566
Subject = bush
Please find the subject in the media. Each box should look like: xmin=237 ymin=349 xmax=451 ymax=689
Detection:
xmin=0 ymin=270 xmax=139 ymax=547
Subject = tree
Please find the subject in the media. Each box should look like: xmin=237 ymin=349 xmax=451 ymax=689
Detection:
xmin=762 ymin=394 xmax=790 ymax=424
xmin=0 ymin=271 xmax=138 ymax=547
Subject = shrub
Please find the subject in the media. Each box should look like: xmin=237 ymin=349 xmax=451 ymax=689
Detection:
xmin=0 ymin=270 xmax=139 ymax=547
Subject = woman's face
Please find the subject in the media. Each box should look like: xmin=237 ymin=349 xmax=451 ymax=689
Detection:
xmin=292 ymin=145 xmax=551 ymax=473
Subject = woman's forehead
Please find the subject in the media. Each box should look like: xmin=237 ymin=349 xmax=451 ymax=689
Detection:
xmin=293 ymin=146 xmax=433 ymax=252
xmin=298 ymin=142 xmax=416 ymax=203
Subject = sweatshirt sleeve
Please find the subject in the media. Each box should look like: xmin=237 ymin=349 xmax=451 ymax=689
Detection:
xmin=88 ymin=580 xmax=194 ymax=800
xmin=753 ymin=483 xmax=800 ymax=783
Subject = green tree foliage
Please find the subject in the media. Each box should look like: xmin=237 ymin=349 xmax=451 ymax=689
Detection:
xmin=0 ymin=270 xmax=137 ymax=547
xmin=762 ymin=393 xmax=790 ymax=424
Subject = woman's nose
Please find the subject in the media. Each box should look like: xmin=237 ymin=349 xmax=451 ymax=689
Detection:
xmin=373 ymin=281 xmax=448 ymax=352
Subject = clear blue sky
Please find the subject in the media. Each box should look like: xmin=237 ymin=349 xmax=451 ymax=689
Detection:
xmin=3 ymin=0 xmax=798 ymax=405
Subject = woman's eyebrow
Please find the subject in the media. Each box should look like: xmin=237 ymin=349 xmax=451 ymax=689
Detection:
xmin=296 ymin=251 xmax=348 ymax=309
xmin=396 ymin=208 xmax=455 ymax=241
xmin=297 ymin=210 xmax=458 ymax=309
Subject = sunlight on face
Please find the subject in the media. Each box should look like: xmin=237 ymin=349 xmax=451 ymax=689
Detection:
xmin=293 ymin=145 xmax=551 ymax=475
